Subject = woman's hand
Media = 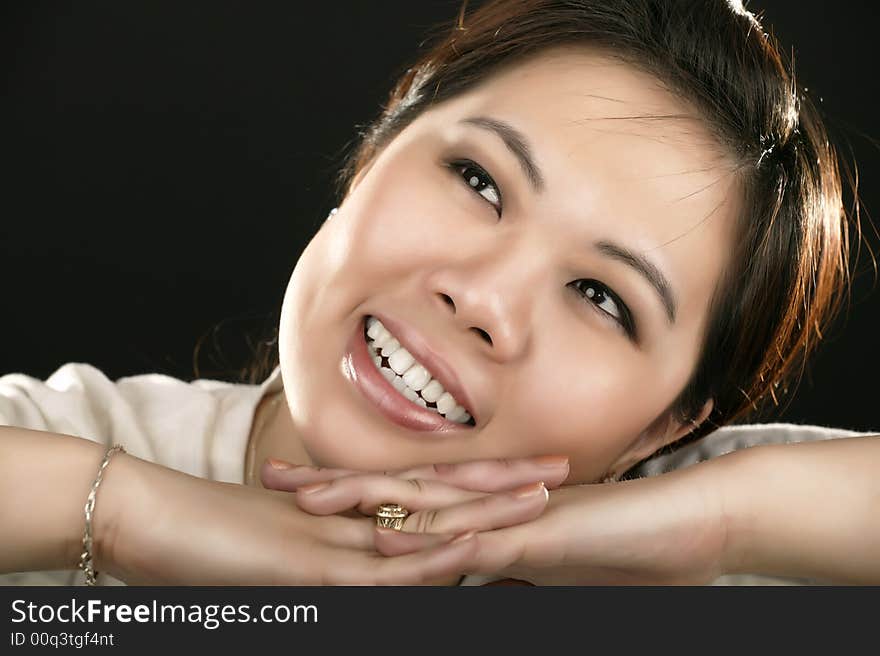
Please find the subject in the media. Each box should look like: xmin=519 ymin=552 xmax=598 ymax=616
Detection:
xmin=261 ymin=456 xmax=570 ymax=554
xmin=262 ymin=456 xmax=728 ymax=585
xmin=97 ymin=453 xmax=482 ymax=585
xmin=461 ymin=470 xmax=729 ymax=585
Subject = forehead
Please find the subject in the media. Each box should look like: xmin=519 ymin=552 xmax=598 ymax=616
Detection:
xmin=444 ymin=47 xmax=736 ymax=214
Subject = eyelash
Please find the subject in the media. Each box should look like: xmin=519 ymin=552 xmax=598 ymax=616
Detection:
xmin=568 ymin=280 xmax=638 ymax=341
xmin=446 ymin=157 xmax=639 ymax=342
xmin=447 ymin=159 xmax=503 ymax=216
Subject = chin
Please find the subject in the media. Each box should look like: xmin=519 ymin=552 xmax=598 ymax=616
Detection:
xmin=300 ymin=412 xmax=409 ymax=472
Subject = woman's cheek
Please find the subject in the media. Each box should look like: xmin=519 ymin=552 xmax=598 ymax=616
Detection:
xmin=351 ymin=196 xmax=470 ymax=276
xmin=522 ymin=351 xmax=651 ymax=468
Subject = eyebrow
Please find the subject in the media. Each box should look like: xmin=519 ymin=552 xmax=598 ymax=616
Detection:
xmin=459 ymin=116 xmax=545 ymax=192
xmin=594 ymin=241 xmax=677 ymax=325
xmin=460 ymin=115 xmax=677 ymax=326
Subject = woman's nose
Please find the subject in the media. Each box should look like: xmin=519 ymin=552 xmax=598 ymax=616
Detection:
xmin=426 ymin=244 xmax=544 ymax=361
xmin=437 ymin=292 xmax=495 ymax=346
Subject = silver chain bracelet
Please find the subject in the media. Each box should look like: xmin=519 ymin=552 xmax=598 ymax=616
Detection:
xmin=78 ymin=444 xmax=126 ymax=586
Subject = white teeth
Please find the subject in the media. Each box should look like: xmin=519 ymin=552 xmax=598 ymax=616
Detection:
xmin=366 ymin=318 xmax=383 ymax=340
xmin=380 ymin=337 xmax=401 ymax=357
xmin=388 ymin=348 xmax=415 ymax=375
xmin=420 ymin=379 xmax=445 ymax=403
xmin=365 ymin=316 xmax=473 ymax=425
xmin=421 ymin=380 xmax=446 ymax=403
xmin=445 ymin=404 xmax=467 ymax=422
xmin=435 ymin=392 xmax=456 ymax=415
xmin=372 ymin=326 xmax=393 ymax=349
xmin=402 ymin=364 xmax=431 ymax=391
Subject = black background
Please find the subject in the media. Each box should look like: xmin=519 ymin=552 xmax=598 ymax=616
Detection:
xmin=3 ymin=1 xmax=879 ymax=431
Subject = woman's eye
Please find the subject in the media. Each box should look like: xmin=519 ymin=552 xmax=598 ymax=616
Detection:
xmin=570 ymin=279 xmax=638 ymax=341
xmin=448 ymin=159 xmax=502 ymax=215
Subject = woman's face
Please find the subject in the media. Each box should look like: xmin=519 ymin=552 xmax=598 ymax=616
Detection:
xmin=278 ymin=48 xmax=740 ymax=484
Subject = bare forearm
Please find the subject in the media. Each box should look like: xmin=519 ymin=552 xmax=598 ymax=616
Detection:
xmin=0 ymin=426 xmax=124 ymax=574
xmin=719 ymin=435 xmax=880 ymax=584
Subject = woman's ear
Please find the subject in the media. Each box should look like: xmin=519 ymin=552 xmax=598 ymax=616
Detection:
xmin=603 ymin=399 xmax=715 ymax=481
xmin=666 ymin=398 xmax=715 ymax=445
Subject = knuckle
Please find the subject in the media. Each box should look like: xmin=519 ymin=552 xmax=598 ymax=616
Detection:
xmin=414 ymin=509 xmax=439 ymax=533
xmin=479 ymin=493 xmax=499 ymax=511
xmin=407 ymin=478 xmax=426 ymax=494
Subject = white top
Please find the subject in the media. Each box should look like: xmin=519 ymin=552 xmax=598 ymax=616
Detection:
xmin=0 ymin=363 xmax=874 ymax=586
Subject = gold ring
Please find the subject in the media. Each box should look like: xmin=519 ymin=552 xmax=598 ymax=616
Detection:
xmin=375 ymin=503 xmax=410 ymax=531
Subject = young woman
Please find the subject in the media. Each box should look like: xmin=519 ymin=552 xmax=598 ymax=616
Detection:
xmin=2 ymin=0 xmax=878 ymax=586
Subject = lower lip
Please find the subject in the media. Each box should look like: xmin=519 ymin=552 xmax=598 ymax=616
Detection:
xmin=341 ymin=317 xmax=472 ymax=433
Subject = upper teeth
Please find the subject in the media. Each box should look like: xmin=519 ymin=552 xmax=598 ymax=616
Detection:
xmin=365 ymin=316 xmax=472 ymax=425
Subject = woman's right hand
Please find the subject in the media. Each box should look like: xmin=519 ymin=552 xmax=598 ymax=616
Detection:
xmin=96 ymin=453 xmax=482 ymax=585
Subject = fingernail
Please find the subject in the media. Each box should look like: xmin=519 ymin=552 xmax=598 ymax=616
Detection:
xmin=511 ymin=480 xmax=547 ymax=499
xmin=298 ymin=481 xmax=331 ymax=494
xmin=451 ymin=530 xmax=476 ymax=544
xmin=267 ymin=458 xmax=297 ymax=470
xmin=531 ymin=455 xmax=569 ymax=468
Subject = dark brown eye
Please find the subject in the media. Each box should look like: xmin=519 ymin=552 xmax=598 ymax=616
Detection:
xmin=449 ymin=159 xmax=502 ymax=215
xmin=570 ymin=279 xmax=637 ymax=341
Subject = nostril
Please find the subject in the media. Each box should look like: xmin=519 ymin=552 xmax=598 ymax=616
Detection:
xmin=471 ymin=327 xmax=493 ymax=346
xmin=440 ymin=293 xmax=455 ymax=311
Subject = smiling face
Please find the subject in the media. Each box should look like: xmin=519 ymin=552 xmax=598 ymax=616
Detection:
xmin=277 ymin=47 xmax=741 ymax=484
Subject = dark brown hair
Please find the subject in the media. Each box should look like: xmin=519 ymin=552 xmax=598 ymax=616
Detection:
xmin=234 ymin=0 xmax=864 ymax=473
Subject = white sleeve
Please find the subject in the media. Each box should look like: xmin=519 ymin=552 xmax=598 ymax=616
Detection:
xmin=0 ymin=362 xmax=263 ymax=482
xmin=634 ymin=422 xmax=879 ymax=478
xmin=0 ymin=363 xmax=126 ymax=450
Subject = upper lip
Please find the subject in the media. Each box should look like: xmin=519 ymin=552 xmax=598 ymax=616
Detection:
xmin=369 ymin=312 xmax=478 ymax=424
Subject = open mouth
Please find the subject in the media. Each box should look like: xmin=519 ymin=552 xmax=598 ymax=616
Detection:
xmin=363 ymin=316 xmax=477 ymax=427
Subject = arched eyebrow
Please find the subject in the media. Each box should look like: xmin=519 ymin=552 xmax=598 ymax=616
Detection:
xmin=459 ymin=116 xmax=545 ymax=193
xmin=594 ymin=241 xmax=677 ymax=325
xmin=460 ymin=114 xmax=677 ymax=327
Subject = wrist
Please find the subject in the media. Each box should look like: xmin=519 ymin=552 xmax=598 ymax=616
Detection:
xmin=709 ymin=436 xmax=880 ymax=583
xmin=91 ymin=451 xmax=154 ymax=582
xmin=709 ymin=444 xmax=769 ymax=576
xmin=92 ymin=455 xmax=237 ymax=584
xmin=666 ymin=450 xmax=741 ymax=581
